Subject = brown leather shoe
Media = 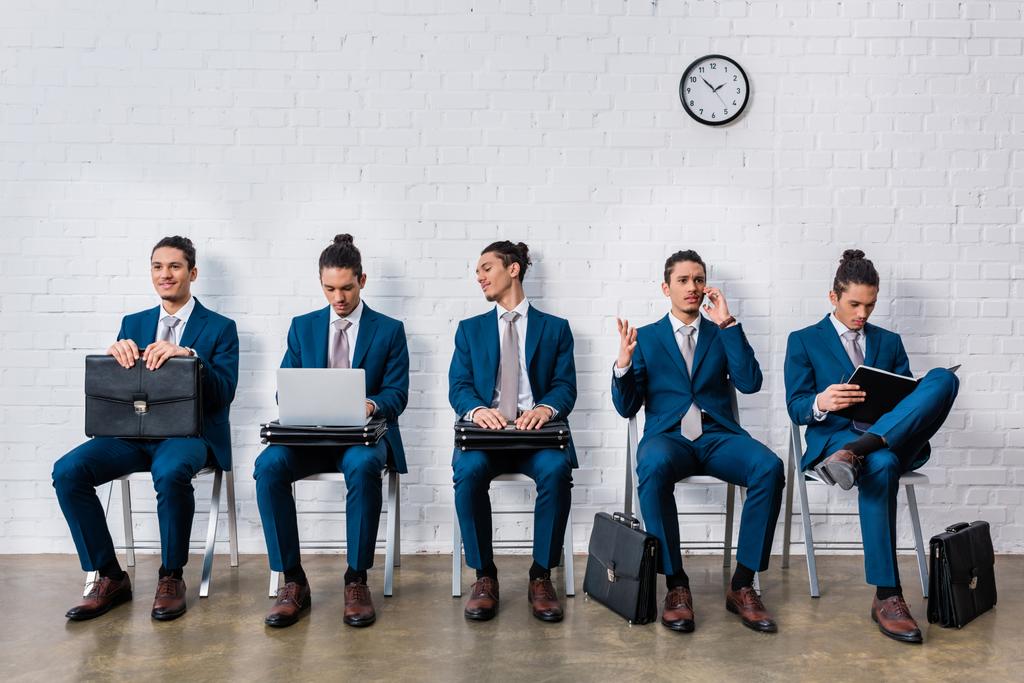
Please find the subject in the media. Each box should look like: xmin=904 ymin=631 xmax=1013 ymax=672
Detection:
xmin=528 ymin=578 xmax=563 ymax=623
xmin=871 ymin=595 xmax=923 ymax=643
xmin=66 ymin=574 xmax=133 ymax=621
xmin=814 ymin=449 xmax=863 ymax=490
xmin=343 ymin=581 xmax=376 ymax=627
xmin=265 ymin=581 xmax=311 ymax=628
xmin=725 ymin=586 xmax=777 ymax=632
xmin=464 ymin=576 xmax=499 ymax=621
xmin=151 ymin=576 xmax=187 ymax=621
xmin=661 ymin=586 xmax=695 ymax=632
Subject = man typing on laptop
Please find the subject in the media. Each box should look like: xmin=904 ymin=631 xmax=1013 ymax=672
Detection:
xmin=254 ymin=234 xmax=409 ymax=628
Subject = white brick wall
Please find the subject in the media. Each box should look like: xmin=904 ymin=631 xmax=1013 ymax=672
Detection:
xmin=1 ymin=1 xmax=1022 ymax=557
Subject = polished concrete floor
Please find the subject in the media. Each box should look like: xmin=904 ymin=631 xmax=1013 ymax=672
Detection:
xmin=0 ymin=554 xmax=1018 ymax=682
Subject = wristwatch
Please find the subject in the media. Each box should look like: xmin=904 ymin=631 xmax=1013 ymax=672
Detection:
xmin=718 ymin=316 xmax=736 ymax=330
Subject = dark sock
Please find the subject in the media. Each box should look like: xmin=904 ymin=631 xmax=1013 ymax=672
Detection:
xmin=730 ymin=563 xmax=756 ymax=592
xmin=666 ymin=570 xmax=690 ymax=591
xmin=842 ymin=432 xmax=885 ymax=458
xmin=98 ymin=558 xmax=125 ymax=581
xmin=476 ymin=562 xmax=498 ymax=581
xmin=876 ymin=585 xmax=902 ymax=601
xmin=284 ymin=564 xmax=307 ymax=587
xmin=344 ymin=567 xmax=367 ymax=585
xmin=529 ymin=561 xmax=550 ymax=582
xmin=158 ymin=565 xmax=183 ymax=580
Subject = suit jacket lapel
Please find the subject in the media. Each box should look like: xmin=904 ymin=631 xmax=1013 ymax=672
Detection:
xmin=817 ymin=315 xmax=856 ymax=376
xmin=352 ymin=304 xmax=379 ymax=369
xmin=178 ymin=299 xmax=208 ymax=350
xmin=689 ymin=315 xmax=716 ymax=378
xmin=525 ymin=305 xmax=545 ymax=372
xmin=655 ymin=315 xmax=691 ymax=380
xmin=312 ymin=307 xmax=330 ymax=368
xmin=863 ymin=322 xmax=879 ymax=368
xmin=137 ymin=307 xmax=161 ymax=346
xmin=481 ymin=312 xmax=499 ymax=394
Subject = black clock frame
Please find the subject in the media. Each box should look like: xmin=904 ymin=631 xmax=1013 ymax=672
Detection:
xmin=678 ymin=54 xmax=750 ymax=127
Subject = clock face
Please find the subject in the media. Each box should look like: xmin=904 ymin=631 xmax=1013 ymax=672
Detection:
xmin=679 ymin=54 xmax=749 ymax=126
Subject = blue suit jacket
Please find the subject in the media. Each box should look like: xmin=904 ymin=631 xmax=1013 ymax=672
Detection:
xmin=612 ymin=314 xmax=762 ymax=444
xmin=785 ymin=315 xmax=919 ymax=469
xmin=117 ymin=298 xmax=239 ymax=471
xmin=448 ymin=305 xmax=578 ymax=467
xmin=282 ymin=304 xmax=410 ymax=473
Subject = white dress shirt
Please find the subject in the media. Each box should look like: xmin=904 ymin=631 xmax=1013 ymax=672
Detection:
xmin=155 ymin=296 xmax=195 ymax=346
xmin=329 ymin=299 xmax=363 ymax=368
xmin=811 ymin=312 xmax=868 ymax=420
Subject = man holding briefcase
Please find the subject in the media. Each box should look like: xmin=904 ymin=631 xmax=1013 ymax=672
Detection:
xmin=254 ymin=234 xmax=409 ymax=628
xmin=54 ymin=236 xmax=239 ymax=622
xmin=449 ymin=241 xmax=577 ymax=623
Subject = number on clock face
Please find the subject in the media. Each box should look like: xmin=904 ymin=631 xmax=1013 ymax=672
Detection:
xmin=679 ymin=55 xmax=749 ymax=126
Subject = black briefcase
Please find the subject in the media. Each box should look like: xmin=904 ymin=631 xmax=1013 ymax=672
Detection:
xmin=84 ymin=355 xmax=202 ymax=439
xmin=583 ymin=512 xmax=659 ymax=624
xmin=260 ymin=417 xmax=388 ymax=447
xmin=453 ymin=420 xmax=571 ymax=451
xmin=927 ymin=521 xmax=997 ymax=628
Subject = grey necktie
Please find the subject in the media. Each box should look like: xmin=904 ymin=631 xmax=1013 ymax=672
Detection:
xmin=497 ymin=311 xmax=522 ymax=422
xmin=160 ymin=316 xmax=181 ymax=343
xmin=678 ymin=325 xmax=703 ymax=441
xmin=330 ymin=319 xmax=352 ymax=369
xmin=842 ymin=329 xmax=864 ymax=368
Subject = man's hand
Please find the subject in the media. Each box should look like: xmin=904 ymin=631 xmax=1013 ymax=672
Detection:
xmin=365 ymin=401 xmax=375 ymax=418
xmin=616 ymin=317 xmax=638 ymax=369
xmin=701 ymin=287 xmax=733 ymax=326
xmin=141 ymin=341 xmax=191 ymax=371
xmin=107 ymin=339 xmax=141 ymax=369
xmin=515 ymin=406 xmax=552 ymax=431
xmin=472 ymin=408 xmax=508 ymax=430
xmin=815 ymin=384 xmax=866 ymax=412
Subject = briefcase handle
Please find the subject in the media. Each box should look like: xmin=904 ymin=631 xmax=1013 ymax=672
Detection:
xmin=945 ymin=522 xmax=970 ymax=534
xmin=612 ymin=512 xmax=640 ymax=530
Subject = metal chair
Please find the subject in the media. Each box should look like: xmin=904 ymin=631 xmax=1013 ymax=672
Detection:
xmin=781 ymin=422 xmax=929 ymax=598
xmin=83 ymin=466 xmax=238 ymax=598
xmin=451 ymin=474 xmax=575 ymax=598
xmin=267 ymin=468 xmax=401 ymax=598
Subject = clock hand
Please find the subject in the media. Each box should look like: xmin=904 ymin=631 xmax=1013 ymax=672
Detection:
xmin=712 ymin=82 xmax=726 ymax=93
xmin=701 ymin=77 xmax=715 ymax=90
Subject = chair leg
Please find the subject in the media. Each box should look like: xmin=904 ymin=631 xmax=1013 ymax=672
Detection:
xmin=782 ymin=450 xmax=796 ymax=569
xmin=199 ymin=469 xmax=223 ymax=599
xmin=905 ymin=484 xmax=929 ymax=599
xmin=563 ymin=506 xmax=575 ymax=597
xmin=121 ymin=479 xmax=135 ymax=567
xmin=384 ymin=470 xmax=398 ymax=597
xmin=723 ymin=484 xmax=735 ymax=569
xmin=452 ymin=503 xmax=462 ymax=598
xmin=226 ymin=468 xmax=239 ymax=568
xmin=84 ymin=481 xmax=116 ymax=596
xmin=795 ymin=458 xmax=820 ymax=598
xmin=394 ymin=472 xmax=401 ymax=568
xmin=268 ymin=571 xmax=280 ymax=598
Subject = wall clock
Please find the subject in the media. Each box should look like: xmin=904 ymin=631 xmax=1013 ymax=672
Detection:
xmin=679 ymin=54 xmax=750 ymax=126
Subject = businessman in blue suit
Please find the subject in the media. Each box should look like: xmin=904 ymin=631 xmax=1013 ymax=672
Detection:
xmin=612 ymin=250 xmax=784 ymax=634
xmin=54 ymin=236 xmax=239 ymax=622
xmin=785 ymin=249 xmax=958 ymax=644
xmin=255 ymin=234 xmax=409 ymax=628
xmin=449 ymin=241 xmax=577 ymax=623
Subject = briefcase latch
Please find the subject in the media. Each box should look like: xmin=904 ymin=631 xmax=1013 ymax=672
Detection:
xmin=607 ymin=567 xmax=616 ymax=583
xmin=969 ymin=576 xmax=978 ymax=590
xmin=133 ymin=398 xmax=148 ymax=415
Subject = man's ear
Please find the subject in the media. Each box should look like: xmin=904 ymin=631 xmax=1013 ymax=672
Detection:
xmin=358 ymin=273 xmax=367 ymax=288
xmin=189 ymin=267 xmax=198 ymax=283
xmin=661 ymin=281 xmax=671 ymax=298
xmin=828 ymin=289 xmax=838 ymax=308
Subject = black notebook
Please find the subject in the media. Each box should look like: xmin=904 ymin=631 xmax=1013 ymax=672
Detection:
xmin=833 ymin=364 xmax=960 ymax=424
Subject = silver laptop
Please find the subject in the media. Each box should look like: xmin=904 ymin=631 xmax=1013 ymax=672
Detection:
xmin=277 ymin=368 xmax=368 ymax=427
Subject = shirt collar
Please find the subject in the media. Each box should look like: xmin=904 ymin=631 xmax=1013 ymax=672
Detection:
xmin=829 ymin=312 xmax=863 ymax=338
xmin=496 ymin=297 xmax=530 ymax=320
xmin=160 ymin=296 xmax=195 ymax=326
xmin=330 ymin=299 xmax=364 ymax=325
xmin=669 ymin=310 xmax=701 ymax=334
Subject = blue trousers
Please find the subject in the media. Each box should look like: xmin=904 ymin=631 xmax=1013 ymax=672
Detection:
xmin=254 ymin=442 xmax=387 ymax=573
xmin=816 ymin=367 xmax=959 ymax=587
xmin=52 ymin=437 xmax=209 ymax=572
xmin=453 ymin=448 xmax=573 ymax=570
xmin=637 ymin=424 xmax=785 ymax=576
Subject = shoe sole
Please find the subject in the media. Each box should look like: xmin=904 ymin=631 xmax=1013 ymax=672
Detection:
xmin=816 ymin=461 xmax=857 ymax=491
xmin=464 ymin=609 xmax=497 ymax=622
xmin=532 ymin=610 xmax=564 ymax=623
xmin=726 ymin=600 xmax=778 ymax=633
xmin=871 ymin=610 xmax=923 ymax=644
xmin=151 ymin=605 xmax=187 ymax=622
xmin=65 ymin=590 xmax=133 ymax=621
xmin=660 ymin=618 xmax=695 ymax=633
xmin=265 ymin=596 xmax=311 ymax=628
xmin=344 ymin=614 xmax=376 ymax=628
